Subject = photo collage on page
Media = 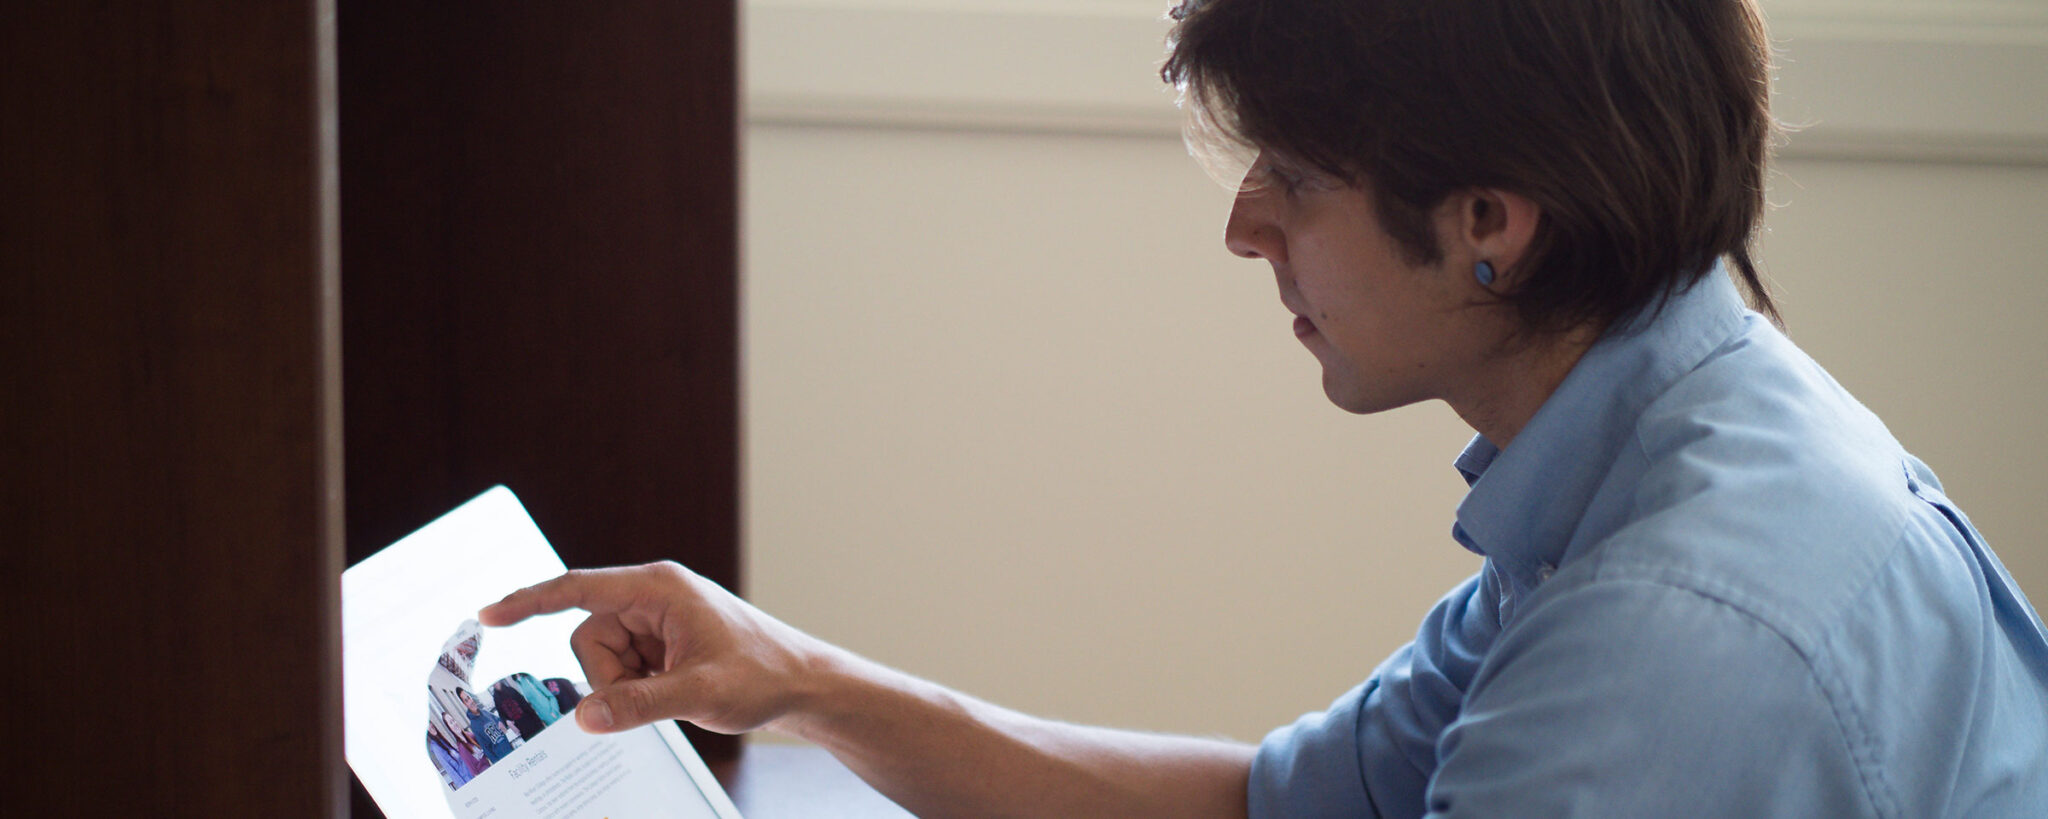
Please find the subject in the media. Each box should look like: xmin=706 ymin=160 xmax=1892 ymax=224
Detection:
xmin=425 ymin=619 xmax=591 ymax=793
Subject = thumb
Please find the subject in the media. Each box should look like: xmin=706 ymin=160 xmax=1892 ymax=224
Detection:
xmin=575 ymin=676 xmax=671 ymax=734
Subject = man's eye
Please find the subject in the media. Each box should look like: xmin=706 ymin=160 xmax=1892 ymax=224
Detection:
xmin=1265 ymin=166 xmax=1304 ymax=193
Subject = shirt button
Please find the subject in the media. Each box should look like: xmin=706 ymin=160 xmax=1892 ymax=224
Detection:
xmin=1537 ymin=563 xmax=1556 ymax=583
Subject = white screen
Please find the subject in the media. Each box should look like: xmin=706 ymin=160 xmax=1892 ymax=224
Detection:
xmin=344 ymin=486 xmax=739 ymax=819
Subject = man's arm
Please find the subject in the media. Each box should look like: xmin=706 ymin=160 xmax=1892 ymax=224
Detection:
xmin=479 ymin=561 xmax=1253 ymax=819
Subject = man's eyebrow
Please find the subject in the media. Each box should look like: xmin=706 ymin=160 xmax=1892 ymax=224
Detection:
xmin=1262 ymin=150 xmax=1335 ymax=176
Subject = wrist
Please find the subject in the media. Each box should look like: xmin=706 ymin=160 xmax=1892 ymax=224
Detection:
xmin=764 ymin=636 xmax=853 ymax=738
xmin=766 ymin=638 xmax=906 ymax=748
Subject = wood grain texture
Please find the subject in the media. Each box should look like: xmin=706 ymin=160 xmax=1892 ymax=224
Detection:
xmin=0 ymin=0 xmax=344 ymax=814
xmin=337 ymin=2 xmax=742 ymax=806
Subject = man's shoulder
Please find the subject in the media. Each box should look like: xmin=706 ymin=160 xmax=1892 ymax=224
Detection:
xmin=1591 ymin=323 xmax=1937 ymax=644
xmin=1633 ymin=319 xmax=1902 ymax=490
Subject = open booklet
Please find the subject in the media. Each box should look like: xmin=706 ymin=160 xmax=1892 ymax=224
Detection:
xmin=344 ymin=486 xmax=744 ymax=819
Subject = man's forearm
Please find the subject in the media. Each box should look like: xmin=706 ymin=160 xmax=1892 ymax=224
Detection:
xmin=481 ymin=563 xmax=1247 ymax=815
xmin=775 ymin=644 xmax=1255 ymax=819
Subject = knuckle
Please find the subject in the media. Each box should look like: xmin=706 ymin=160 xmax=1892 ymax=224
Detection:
xmin=614 ymin=682 xmax=659 ymax=720
xmin=649 ymin=560 xmax=693 ymax=587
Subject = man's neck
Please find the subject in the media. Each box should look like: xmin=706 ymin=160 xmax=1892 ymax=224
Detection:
xmin=1448 ymin=325 xmax=1600 ymax=450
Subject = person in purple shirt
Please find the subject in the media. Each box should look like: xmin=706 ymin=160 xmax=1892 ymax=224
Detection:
xmin=479 ymin=0 xmax=2048 ymax=816
xmin=426 ymin=725 xmax=473 ymax=790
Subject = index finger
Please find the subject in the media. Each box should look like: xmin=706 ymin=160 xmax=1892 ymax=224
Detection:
xmin=477 ymin=566 xmax=645 ymax=627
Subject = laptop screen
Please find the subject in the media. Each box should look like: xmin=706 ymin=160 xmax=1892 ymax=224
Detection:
xmin=343 ymin=486 xmax=742 ymax=819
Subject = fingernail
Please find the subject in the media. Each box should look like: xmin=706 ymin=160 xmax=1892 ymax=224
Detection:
xmin=583 ymin=699 xmax=613 ymax=731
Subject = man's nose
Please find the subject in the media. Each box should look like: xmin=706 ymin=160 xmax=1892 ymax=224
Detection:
xmin=1224 ymin=187 xmax=1280 ymax=263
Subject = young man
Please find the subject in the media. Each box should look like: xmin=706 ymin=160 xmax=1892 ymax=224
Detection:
xmin=483 ymin=0 xmax=2048 ymax=815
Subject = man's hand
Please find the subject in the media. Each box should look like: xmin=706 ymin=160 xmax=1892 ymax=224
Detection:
xmin=484 ymin=560 xmax=1252 ymax=818
xmin=478 ymin=561 xmax=822 ymax=737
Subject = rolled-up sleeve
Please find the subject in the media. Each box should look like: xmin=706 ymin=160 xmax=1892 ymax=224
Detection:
xmin=1251 ymin=573 xmax=1499 ymax=819
xmin=1251 ymin=677 xmax=1377 ymax=818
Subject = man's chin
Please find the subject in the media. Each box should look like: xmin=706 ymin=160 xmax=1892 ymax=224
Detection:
xmin=1322 ymin=372 xmax=1420 ymax=416
xmin=1321 ymin=373 xmax=1374 ymax=414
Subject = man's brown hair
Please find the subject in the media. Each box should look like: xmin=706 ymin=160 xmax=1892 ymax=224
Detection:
xmin=1163 ymin=0 xmax=1780 ymax=333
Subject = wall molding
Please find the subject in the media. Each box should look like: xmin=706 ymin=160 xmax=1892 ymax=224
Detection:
xmin=745 ymin=2 xmax=2048 ymax=165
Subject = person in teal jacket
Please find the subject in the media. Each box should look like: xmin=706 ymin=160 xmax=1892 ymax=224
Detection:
xmin=513 ymin=672 xmax=563 ymax=725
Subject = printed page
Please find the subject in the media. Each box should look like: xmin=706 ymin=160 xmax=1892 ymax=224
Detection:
xmin=345 ymin=487 xmax=729 ymax=819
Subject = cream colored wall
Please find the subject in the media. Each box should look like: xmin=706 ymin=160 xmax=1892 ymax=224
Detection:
xmin=1756 ymin=158 xmax=2048 ymax=588
xmin=740 ymin=1 xmax=2048 ymax=744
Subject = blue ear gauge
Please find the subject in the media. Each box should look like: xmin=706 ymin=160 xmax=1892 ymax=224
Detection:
xmin=1475 ymin=260 xmax=1497 ymax=286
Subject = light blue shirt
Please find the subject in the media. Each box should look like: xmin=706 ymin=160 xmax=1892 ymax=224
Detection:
xmin=1249 ymin=269 xmax=2048 ymax=818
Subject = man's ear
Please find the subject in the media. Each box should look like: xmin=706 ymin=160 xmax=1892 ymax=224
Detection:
xmin=1456 ymin=188 xmax=1541 ymax=281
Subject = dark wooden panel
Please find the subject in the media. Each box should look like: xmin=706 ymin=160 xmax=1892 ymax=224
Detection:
xmin=338 ymin=0 xmax=741 ymax=786
xmin=0 ymin=0 xmax=344 ymax=815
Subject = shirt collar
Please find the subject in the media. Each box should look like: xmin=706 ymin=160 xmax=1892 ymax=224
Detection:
xmin=1450 ymin=265 xmax=1752 ymax=583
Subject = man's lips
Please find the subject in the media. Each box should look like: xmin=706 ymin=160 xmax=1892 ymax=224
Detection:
xmin=1293 ymin=315 xmax=1317 ymax=337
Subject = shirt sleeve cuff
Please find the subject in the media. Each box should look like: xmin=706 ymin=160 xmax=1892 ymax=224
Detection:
xmin=1248 ymin=680 xmax=1379 ymax=819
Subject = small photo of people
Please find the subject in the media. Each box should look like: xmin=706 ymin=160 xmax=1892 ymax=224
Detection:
xmin=425 ymin=619 xmax=591 ymax=792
